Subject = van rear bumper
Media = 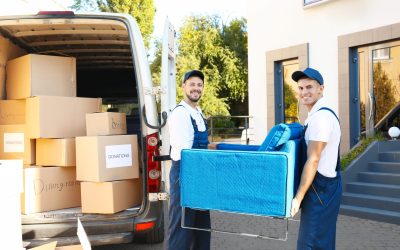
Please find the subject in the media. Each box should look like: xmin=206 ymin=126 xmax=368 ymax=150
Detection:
xmin=22 ymin=200 xmax=164 ymax=248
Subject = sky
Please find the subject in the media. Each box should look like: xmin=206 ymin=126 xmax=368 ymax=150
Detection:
xmin=7 ymin=0 xmax=247 ymax=59
xmin=58 ymin=0 xmax=247 ymax=39
xmin=0 ymin=0 xmax=247 ymax=36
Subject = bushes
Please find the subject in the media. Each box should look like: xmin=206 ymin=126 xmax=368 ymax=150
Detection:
xmin=340 ymin=133 xmax=386 ymax=170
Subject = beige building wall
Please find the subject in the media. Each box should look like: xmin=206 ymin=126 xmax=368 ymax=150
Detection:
xmin=247 ymin=0 xmax=400 ymax=152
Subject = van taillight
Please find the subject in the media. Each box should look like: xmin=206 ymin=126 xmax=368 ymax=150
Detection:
xmin=146 ymin=133 xmax=161 ymax=193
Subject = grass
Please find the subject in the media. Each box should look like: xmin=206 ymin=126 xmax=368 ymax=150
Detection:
xmin=340 ymin=132 xmax=386 ymax=170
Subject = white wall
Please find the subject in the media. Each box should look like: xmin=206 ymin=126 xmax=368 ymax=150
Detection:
xmin=247 ymin=0 xmax=400 ymax=143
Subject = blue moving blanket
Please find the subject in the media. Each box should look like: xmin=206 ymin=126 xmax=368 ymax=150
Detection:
xmin=180 ymin=139 xmax=301 ymax=218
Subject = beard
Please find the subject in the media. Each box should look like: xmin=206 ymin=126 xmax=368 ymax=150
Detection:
xmin=186 ymin=90 xmax=202 ymax=102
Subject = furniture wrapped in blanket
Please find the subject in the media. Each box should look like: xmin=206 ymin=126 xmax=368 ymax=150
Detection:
xmin=180 ymin=123 xmax=303 ymax=218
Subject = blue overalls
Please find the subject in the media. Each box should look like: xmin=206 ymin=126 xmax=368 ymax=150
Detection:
xmin=167 ymin=108 xmax=211 ymax=250
xmin=297 ymin=107 xmax=342 ymax=250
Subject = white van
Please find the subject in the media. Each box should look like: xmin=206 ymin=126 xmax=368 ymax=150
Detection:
xmin=0 ymin=11 xmax=174 ymax=248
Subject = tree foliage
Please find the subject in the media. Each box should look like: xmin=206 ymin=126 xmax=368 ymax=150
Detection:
xmin=71 ymin=0 xmax=155 ymax=49
xmin=373 ymin=62 xmax=396 ymax=122
xmin=284 ymin=82 xmax=298 ymax=123
xmin=151 ymin=15 xmax=248 ymax=117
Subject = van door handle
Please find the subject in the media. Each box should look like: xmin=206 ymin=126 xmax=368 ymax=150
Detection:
xmin=153 ymin=155 xmax=171 ymax=161
xmin=142 ymin=105 xmax=168 ymax=129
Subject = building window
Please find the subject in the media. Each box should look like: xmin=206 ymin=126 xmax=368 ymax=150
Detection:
xmin=372 ymin=48 xmax=390 ymax=60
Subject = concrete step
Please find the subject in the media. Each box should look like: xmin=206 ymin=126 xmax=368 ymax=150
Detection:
xmin=378 ymin=151 xmax=400 ymax=162
xmin=368 ymin=161 xmax=400 ymax=173
xmin=340 ymin=204 xmax=400 ymax=225
xmin=341 ymin=192 xmax=400 ymax=212
xmin=358 ymin=171 xmax=400 ymax=185
xmin=346 ymin=182 xmax=400 ymax=198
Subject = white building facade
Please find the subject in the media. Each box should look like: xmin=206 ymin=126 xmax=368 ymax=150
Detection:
xmin=247 ymin=0 xmax=400 ymax=153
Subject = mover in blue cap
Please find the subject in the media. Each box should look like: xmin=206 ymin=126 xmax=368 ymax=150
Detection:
xmin=291 ymin=67 xmax=342 ymax=250
xmin=167 ymin=69 xmax=212 ymax=250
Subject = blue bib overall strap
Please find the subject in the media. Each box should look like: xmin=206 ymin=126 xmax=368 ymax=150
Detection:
xmin=297 ymin=107 xmax=342 ymax=250
xmin=167 ymin=104 xmax=211 ymax=250
xmin=189 ymin=113 xmax=209 ymax=149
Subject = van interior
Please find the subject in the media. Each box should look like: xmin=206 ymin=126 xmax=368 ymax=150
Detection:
xmin=0 ymin=15 xmax=140 ymax=134
xmin=0 ymin=14 xmax=148 ymax=247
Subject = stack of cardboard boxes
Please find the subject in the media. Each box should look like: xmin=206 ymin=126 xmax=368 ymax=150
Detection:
xmin=77 ymin=112 xmax=142 ymax=214
xmin=3 ymin=54 xmax=101 ymax=214
xmin=1 ymin=53 xmax=143 ymax=249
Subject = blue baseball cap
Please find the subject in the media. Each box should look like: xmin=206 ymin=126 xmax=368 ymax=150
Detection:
xmin=183 ymin=70 xmax=204 ymax=83
xmin=292 ymin=67 xmax=324 ymax=85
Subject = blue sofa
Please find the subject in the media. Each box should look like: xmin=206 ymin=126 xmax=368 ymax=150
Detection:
xmin=180 ymin=123 xmax=303 ymax=218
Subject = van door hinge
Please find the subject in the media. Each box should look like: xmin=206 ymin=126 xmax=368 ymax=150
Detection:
xmin=148 ymin=192 xmax=169 ymax=201
xmin=144 ymin=86 xmax=166 ymax=96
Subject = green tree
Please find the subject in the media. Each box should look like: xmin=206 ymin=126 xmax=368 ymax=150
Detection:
xmin=373 ymin=62 xmax=396 ymax=122
xmin=150 ymin=39 xmax=162 ymax=86
xmin=71 ymin=0 xmax=155 ymax=49
xmin=284 ymin=82 xmax=298 ymax=123
xmin=221 ymin=18 xmax=248 ymax=115
xmin=149 ymin=15 xmax=248 ymax=117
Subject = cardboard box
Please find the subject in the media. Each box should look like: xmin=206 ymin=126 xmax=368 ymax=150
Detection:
xmin=30 ymin=242 xmax=57 ymax=250
xmin=26 ymin=96 xmax=101 ymax=139
xmin=0 ymin=99 xmax=25 ymax=124
xmin=30 ymin=242 xmax=83 ymax=250
xmin=36 ymin=138 xmax=76 ymax=167
xmin=0 ymin=124 xmax=35 ymax=164
xmin=56 ymin=245 xmax=83 ymax=250
xmin=0 ymin=36 xmax=26 ymax=99
xmin=76 ymin=134 xmax=139 ymax=182
xmin=81 ymin=178 xmax=142 ymax=214
xmin=86 ymin=112 xmax=127 ymax=136
xmin=21 ymin=166 xmax=81 ymax=214
xmin=0 ymin=160 xmax=23 ymax=249
xmin=6 ymin=54 xmax=76 ymax=100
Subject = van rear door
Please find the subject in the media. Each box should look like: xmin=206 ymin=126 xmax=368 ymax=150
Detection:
xmin=160 ymin=18 xmax=176 ymax=193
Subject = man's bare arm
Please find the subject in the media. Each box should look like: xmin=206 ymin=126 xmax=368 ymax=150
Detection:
xmin=290 ymin=140 xmax=326 ymax=217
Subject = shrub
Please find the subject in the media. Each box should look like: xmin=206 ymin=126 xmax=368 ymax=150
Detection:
xmin=340 ymin=132 xmax=386 ymax=170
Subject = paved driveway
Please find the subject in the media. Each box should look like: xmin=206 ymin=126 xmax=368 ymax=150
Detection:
xmin=94 ymin=203 xmax=400 ymax=250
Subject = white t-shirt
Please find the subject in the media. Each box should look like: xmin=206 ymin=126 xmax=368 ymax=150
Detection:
xmin=304 ymin=97 xmax=341 ymax=177
xmin=168 ymin=100 xmax=207 ymax=161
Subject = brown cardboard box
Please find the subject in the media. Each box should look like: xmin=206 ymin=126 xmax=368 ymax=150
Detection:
xmin=86 ymin=112 xmax=127 ymax=136
xmin=0 ymin=124 xmax=35 ymax=164
xmin=0 ymin=99 xmax=25 ymax=124
xmin=21 ymin=166 xmax=81 ymax=214
xmin=81 ymin=178 xmax=142 ymax=214
xmin=36 ymin=138 xmax=76 ymax=167
xmin=55 ymin=245 xmax=83 ymax=250
xmin=30 ymin=241 xmax=57 ymax=250
xmin=76 ymin=134 xmax=139 ymax=182
xmin=6 ymin=54 xmax=76 ymax=100
xmin=26 ymin=96 xmax=101 ymax=139
xmin=30 ymin=242 xmax=83 ymax=250
xmin=0 ymin=36 xmax=26 ymax=99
